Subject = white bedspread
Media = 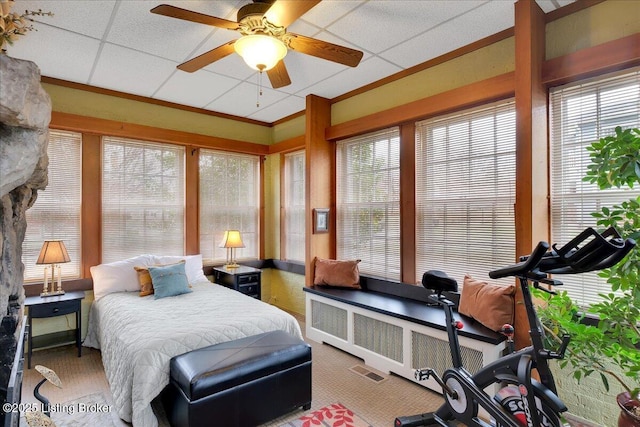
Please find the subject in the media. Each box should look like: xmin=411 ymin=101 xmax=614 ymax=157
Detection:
xmin=84 ymin=281 xmax=302 ymax=427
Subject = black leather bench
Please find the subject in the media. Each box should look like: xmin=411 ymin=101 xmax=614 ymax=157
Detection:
xmin=162 ymin=330 xmax=312 ymax=427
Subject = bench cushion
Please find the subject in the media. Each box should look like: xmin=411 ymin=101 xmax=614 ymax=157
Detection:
xmin=170 ymin=330 xmax=311 ymax=401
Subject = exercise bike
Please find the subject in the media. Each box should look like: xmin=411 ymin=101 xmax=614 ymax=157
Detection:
xmin=394 ymin=227 xmax=635 ymax=427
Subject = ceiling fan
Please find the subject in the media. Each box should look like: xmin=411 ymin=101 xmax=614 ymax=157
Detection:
xmin=151 ymin=0 xmax=364 ymax=89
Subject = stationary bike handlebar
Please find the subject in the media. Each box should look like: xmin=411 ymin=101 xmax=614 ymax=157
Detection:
xmin=488 ymin=241 xmax=550 ymax=279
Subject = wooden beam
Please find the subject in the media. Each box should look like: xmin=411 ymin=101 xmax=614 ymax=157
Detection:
xmin=305 ymin=95 xmax=334 ymax=286
xmin=269 ymin=135 xmax=305 ymax=154
xmin=514 ymin=0 xmax=548 ymax=348
xmin=81 ymin=134 xmax=102 ymax=276
xmin=400 ymin=122 xmax=416 ymax=285
xmin=326 ymin=72 xmax=515 ymax=141
xmin=185 ymin=147 xmax=199 ymax=255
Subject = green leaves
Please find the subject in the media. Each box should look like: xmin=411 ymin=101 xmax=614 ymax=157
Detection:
xmin=583 ymin=127 xmax=640 ymax=190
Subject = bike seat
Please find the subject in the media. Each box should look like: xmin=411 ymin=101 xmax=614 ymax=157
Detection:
xmin=422 ymin=270 xmax=458 ymax=293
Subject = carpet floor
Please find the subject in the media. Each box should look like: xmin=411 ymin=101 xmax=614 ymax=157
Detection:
xmin=21 ymin=318 xmax=444 ymax=427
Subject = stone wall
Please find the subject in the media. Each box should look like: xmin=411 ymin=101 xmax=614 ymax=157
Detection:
xmin=0 ymin=54 xmax=51 ymax=422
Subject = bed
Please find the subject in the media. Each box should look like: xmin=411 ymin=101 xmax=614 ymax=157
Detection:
xmin=84 ymin=255 xmax=302 ymax=427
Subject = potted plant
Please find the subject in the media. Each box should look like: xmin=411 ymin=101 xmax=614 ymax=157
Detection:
xmin=534 ymin=126 xmax=640 ymax=426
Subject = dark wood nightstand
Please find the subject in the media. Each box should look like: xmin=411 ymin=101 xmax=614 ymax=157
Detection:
xmin=24 ymin=290 xmax=85 ymax=369
xmin=213 ymin=266 xmax=261 ymax=299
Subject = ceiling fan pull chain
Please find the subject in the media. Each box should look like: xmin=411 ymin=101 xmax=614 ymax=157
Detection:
xmin=256 ymin=70 xmax=264 ymax=107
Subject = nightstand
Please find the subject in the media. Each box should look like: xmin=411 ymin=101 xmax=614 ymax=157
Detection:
xmin=24 ymin=290 xmax=85 ymax=369
xmin=213 ymin=266 xmax=261 ymax=299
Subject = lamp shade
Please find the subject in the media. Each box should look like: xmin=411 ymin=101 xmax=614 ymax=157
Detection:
xmin=219 ymin=230 xmax=245 ymax=249
xmin=36 ymin=240 xmax=71 ymax=265
xmin=234 ymin=34 xmax=287 ymax=71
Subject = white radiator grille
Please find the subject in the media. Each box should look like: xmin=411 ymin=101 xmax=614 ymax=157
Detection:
xmin=311 ymin=300 xmax=348 ymax=340
xmin=411 ymin=331 xmax=484 ymax=374
xmin=353 ymin=314 xmax=403 ymax=362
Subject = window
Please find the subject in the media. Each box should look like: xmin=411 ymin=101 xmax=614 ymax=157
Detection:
xmin=550 ymin=70 xmax=640 ymax=307
xmin=23 ymin=130 xmax=82 ymax=281
xmin=283 ymin=151 xmax=305 ymax=262
xmin=336 ymin=128 xmax=401 ymax=280
xmin=102 ymin=137 xmax=185 ymax=263
xmin=415 ymin=100 xmax=516 ymax=286
xmin=199 ymin=149 xmax=260 ymax=262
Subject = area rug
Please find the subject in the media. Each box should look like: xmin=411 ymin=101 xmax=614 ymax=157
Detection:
xmin=279 ymin=403 xmax=372 ymax=427
xmin=20 ymin=392 xmax=116 ymax=427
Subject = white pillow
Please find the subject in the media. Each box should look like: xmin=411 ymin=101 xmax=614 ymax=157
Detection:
xmin=90 ymin=254 xmax=156 ymax=301
xmin=153 ymin=254 xmax=208 ymax=284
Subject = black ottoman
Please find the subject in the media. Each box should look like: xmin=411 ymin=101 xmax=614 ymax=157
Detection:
xmin=162 ymin=330 xmax=312 ymax=427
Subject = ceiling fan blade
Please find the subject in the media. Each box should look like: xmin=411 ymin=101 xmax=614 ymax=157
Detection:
xmin=265 ymin=0 xmax=321 ymax=28
xmin=177 ymin=41 xmax=237 ymax=73
xmin=267 ymin=61 xmax=292 ymax=88
xmin=287 ymin=33 xmax=363 ymax=67
xmin=151 ymin=4 xmax=239 ymax=30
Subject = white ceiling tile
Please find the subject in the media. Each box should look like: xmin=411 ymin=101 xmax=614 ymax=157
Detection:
xmin=90 ymin=43 xmax=177 ymax=97
xmin=297 ymin=0 xmax=366 ymax=28
xmin=381 ymin=1 xmax=515 ymax=69
xmin=154 ymin=70 xmax=241 ymax=108
xmin=248 ymin=95 xmax=306 ymax=122
xmin=535 ymin=0 xmax=574 ymax=13
xmin=326 ymin=1 xmax=485 ymax=54
xmin=277 ymin=52 xmax=352 ymax=94
xmin=205 ymin=82 xmax=289 ymax=118
xmin=12 ymin=1 xmax=116 ymax=39
xmin=303 ymin=56 xmax=401 ymax=99
xmin=5 ymin=26 xmax=100 ymax=83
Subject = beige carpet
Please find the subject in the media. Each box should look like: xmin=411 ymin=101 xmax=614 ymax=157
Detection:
xmin=21 ymin=319 xmax=444 ymax=427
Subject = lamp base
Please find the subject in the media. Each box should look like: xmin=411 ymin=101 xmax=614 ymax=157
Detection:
xmin=40 ymin=290 xmax=65 ymax=297
xmin=224 ymin=263 xmax=240 ymax=269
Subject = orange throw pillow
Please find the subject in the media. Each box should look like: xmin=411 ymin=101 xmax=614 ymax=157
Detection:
xmin=134 ymin=266 xmax=154 ymax=296
xmin=313 ymin=257 xmax=361 ymax=289
xmin=458 ymin=275 xmax=515 ymax=332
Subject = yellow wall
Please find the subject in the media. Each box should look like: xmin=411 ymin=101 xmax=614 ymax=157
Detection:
xmin=263 ymin=153 xmax=281 ymax=260
xmin=272 ymin=114 xmax=306 ymax=143
xmin=43 ymin=83 xmax=273 ymax=145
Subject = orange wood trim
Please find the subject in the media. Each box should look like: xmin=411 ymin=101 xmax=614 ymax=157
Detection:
xmin=81 ymin=133 xmax=102 ymax=277
xmin=326 ymin=72 xmax=515 ymax=141
xmin=332 ymin=28 xmax=515 ymax=104
xmin=514 ymin=0 xmax=548 ymax=349
xmin=259 ymin=156 xmax=266 ymax=260
xmin=305 ymin=95 xmax=333 ymax=286
xmin=400 ymin=122 xmax=416 ymax=285
xmin=269 ymin=135 xmax=305 ymax=154
xmin=42 ymin=76 xmax=271 ymax=127
xmin=280 ymin=153 xmax=287 ymax=260
xmin=542 ymin=33 xmax=640 ymax=87
xmin=24 ymin=278 xmax=93 ymax=297
xmin=185 ymin=147 xmax=200 ymax=255
xmin=50 ymin=111 xmax=270 ymax=156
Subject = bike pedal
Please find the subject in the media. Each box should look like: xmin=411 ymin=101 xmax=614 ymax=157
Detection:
xmin=414 ymin=368 xmax=433 ymax=381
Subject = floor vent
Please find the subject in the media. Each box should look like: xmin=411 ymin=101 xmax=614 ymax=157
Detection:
xmin=349 ymin=365 xmax=388 ymax=383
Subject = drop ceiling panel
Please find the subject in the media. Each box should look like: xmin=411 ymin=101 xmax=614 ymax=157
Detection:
xmin=90 ymin=43 xmax=178 ymax=97
xmin=16 ymin=0 xmax=116 ymax=39
xmin=381 ymin=1 xmax=516 ymax=69
xmin=7 ymin=27 xmax=100 ymax=84
xmin=249 ymin=95 xmax=306 ymax=122
xmin=296 ymin=0 xmax=365 ymax=28
xmin=326 ymin=0 xmax=485 ymax=54
xmin=153 ymin=69 xmax=241 ymax=108
xmin=205 ymin=82 xmax=290 ymax=118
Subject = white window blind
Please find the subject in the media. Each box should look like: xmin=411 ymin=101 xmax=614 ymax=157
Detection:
xmin=337 ymin=128 xmax=401 ymax=280
xmin=23 ymin=130 xmax=82 ymax=281
xmin=550 ymin=69 xmax=640 ymax=307
xmin=415 ymin=100 xmax=516 ymax=286
xmin=102 ymin=137 xmax=185 ymax=263
xmin=284 ymin=150 xmax=305 ymax=262
xmin=199 ymin=149 xmax=260 ymax=262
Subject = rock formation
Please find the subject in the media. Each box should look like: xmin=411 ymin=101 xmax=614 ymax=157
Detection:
xmin=0 ymin=54 xmax=51 ymax=421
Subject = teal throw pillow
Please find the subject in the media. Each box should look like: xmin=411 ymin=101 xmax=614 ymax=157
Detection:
xmin=149 ymin=261 xmax=192 ymax=299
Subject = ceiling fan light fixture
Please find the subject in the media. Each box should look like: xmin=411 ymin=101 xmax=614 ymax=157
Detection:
xmin=234 ymin=34 xmax=287 ymax=72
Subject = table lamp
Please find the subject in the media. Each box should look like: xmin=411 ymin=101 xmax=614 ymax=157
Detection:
xmin=36 ymin=240 xmax=70 ymax=297
xmin=219 ymin=230 xmax=244 ymax=268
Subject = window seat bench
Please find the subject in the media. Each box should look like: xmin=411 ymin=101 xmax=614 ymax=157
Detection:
xmin=303 ymin=285 xmax=506 ymax=394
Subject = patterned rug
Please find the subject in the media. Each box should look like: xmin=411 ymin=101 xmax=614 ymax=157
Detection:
xmin=20 ymin=393 xmax=116 ymax=427
xmin=279 ymin=403 xmax=372 ymax=427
